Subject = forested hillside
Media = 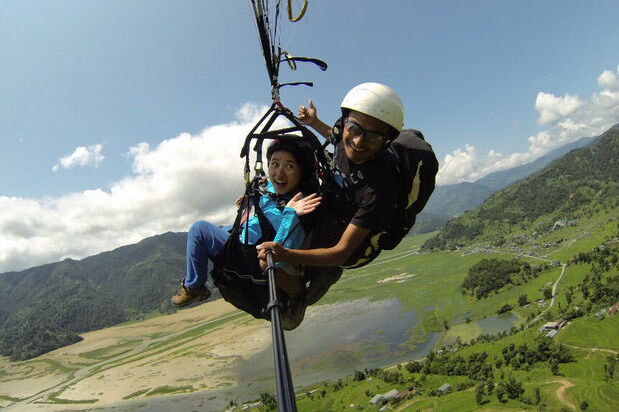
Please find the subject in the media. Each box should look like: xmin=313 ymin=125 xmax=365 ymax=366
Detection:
xmin=414 ymin=134 xmax=596 ymax=234
xmin=422 ymin=124 xmax=618 ymax=250
xmin=0 ymin=232 xmax=207 ymax=360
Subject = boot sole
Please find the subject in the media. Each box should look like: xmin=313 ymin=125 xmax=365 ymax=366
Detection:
xmin=171 ymin=293 xmax=211 ymax=308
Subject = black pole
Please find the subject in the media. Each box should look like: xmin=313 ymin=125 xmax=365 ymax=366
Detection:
xmin=265 ymin=251 xmax=297 ymax=412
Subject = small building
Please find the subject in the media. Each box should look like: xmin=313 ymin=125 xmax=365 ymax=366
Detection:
xmin=438 ymin=383 xmax=451 ymax=393
xmin=544 ymin=281 xmax=554 ymax=288
xmin=539 ymin=322 xmax=553 ymax=332
xmin=546 ymin=329 xmax=558 ymax=338
xmin=383 ymin=389 xmax=399 ymax=400
xmin=369 ymin=389 xmax=399 ymax=405
xmin=609 ymin=302 xmax=619 ymax=315
xmin=369 ymin=394 xmax=383 ymax=405
xmin=540 ymin=320 xmax=564 ymax=332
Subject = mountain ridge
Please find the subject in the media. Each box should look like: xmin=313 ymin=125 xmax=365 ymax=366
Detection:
xmin=422 ymin=124 xmax=618 ymax=250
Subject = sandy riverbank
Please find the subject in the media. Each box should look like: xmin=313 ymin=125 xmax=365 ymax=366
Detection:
xmin=1 ymin=299 xmax=272 ymax=409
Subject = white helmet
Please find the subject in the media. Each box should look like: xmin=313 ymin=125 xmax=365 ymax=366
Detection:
xmin=340 ymin=82 xmax=405 ymax=132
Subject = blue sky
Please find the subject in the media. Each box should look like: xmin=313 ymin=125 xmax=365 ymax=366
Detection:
xmin=1 ymin=0 xmax=618 ymax=272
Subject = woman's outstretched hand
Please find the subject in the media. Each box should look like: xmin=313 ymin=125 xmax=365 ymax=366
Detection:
xmin=286 ymin=192 xmax=322 ymax=216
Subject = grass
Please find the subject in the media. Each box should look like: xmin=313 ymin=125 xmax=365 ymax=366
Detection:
xmin=0 ymin=394 xmax=22 ymax=402
xmin=47 ymin=390 xmax=99 ymax=404
xmin=145 ymin=385 xmax=194 ymax=397
xmin=558 ymin=315 xmax=619 ymax=351
xmin=122 ymin=389 xmax=150 ymax=400
xmin=34 ymin=359 xmax=78 ymax=374
xmin=79 ymin=339 xmax=141 ymax=360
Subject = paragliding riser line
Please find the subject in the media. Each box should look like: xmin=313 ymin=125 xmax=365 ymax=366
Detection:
xmin=265 ymin=251 xmax=298 ymax=412
xmin=244 ymin=3 xmax=331 ymax=410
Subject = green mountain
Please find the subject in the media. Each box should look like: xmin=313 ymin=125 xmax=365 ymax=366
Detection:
xmin=414 ymin=134 xmax=598 ymax=233
xmin=423 ymin=182 xmax=495 ymax=218
xmin=0 ymin=232 xmax=214 ymax=361
xmin=422 ymin=124 xmax=618 ymax=250
xmin=476 ymin=135 xmax=597 ymax=191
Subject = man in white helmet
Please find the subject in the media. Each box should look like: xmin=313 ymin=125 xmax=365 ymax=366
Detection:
xmin=257 ymin=82 xmax=409 ymax=269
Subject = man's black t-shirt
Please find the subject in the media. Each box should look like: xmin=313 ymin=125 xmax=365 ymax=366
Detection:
xmin=334 ymin=141 xmax=400 ymax=268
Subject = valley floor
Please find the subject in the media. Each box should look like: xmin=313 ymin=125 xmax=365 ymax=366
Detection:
xmin=0 ymin=299 xmax=272 ymax=411
xmin=2 ymin=213 xmax=617 ymax=411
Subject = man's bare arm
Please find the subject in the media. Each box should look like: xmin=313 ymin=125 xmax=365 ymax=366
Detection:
xmin=257 ymin=223 xmax=370 ymax=267
xmin=298 ymin=99 xmax=333 ymax=139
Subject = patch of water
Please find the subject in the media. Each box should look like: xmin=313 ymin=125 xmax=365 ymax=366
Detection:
xmin=477 ymin=312 xmax=519 ymax=335
xmin=81 ymin=299 xmax=441 ymax=411
xmin=231 ymin=298 xmax=439 ymax=392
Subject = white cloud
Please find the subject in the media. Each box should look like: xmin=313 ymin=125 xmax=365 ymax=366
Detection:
xmin=535 ymin=93 xmax=584 ymax=126
xmin=438 ymin=66 xmax=619 ymax=185
xmin=52 ymin=144 xmax=105 ymax=171
xmin=0 ymin=103 xmax=276 ymax=273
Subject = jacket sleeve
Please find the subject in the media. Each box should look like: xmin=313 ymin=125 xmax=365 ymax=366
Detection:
xmin=272 ymin=206 xmax=306 ymax=271
xmin=273 ymin=206 xmax=305 ymax=249
xmin=239 ymin=196 xmax=268 ymax=245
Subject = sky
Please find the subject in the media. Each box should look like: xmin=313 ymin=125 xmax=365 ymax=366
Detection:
xmin=1 ymin=0 xmax=618 ymax=273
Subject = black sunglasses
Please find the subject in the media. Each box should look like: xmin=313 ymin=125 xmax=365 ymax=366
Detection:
xmin=344 ymin=119 xmax=386 ymax=145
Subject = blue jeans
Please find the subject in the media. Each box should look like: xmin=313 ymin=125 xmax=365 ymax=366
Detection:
xmin=184 ymin=220 xmax=230 ymax=289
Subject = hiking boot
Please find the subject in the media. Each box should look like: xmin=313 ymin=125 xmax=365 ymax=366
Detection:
xmin=171 ymin=280 xmax=211 ymax=307
xmin=281 ymin=296 xmax=307 ymax=331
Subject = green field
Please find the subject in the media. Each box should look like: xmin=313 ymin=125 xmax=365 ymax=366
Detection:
xmin=237 ymin=214 xmax=618 ymax=411
xmin=559 ymin=315 xmax=619 ymax=350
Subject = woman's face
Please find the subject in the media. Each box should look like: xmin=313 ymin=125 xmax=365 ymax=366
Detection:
xmin=268 ymin=150 xmax=302 ymax=195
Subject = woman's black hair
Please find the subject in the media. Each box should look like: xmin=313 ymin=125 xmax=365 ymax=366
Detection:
xmin=266 ymin=137 xmax=318 ymax=195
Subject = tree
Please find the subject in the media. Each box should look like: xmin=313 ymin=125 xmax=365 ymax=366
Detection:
xmin=486 ymin=378 xmax=495 ymax=394
xmin=497 ymin=303 xmax=513 ymax=314
xmin=495 ymin=384 xmax=506 ymax=403
xmin=504 ymin=377 xmax=524 ymax=399
xmin=535 ymin=387 xmax=541 ymax=405
xmin=565 ymin=290 xmax=573 ymax=305
xmin=543 ymin=287 xmax=553 ymax=300
xmin=475 ymin=384 xmax=485 ymax=404
xmin=580 ymin=400 xmax=589 ymax=410
xmin=353 ymin=369 xmax=366 ymax=381
xmin=259 ymin=392 xmax=277 ymax=410
xmin=406 ymin=361 xmax=422 ymax=373
xmin=550 ymin=358 xmax=559 ymax=375
xmin=603 ymin=355 xmax=617 ymax=382
xmin=519 ymin=294 xmax=528 ymax=306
